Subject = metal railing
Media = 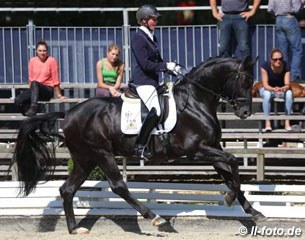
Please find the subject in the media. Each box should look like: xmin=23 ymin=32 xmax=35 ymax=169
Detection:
xmin=0 ymin=5 xmax=300 ymax=85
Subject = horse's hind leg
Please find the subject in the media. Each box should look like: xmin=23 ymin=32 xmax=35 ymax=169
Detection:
xmin=98 ymin=154 xmax=166 ymax=227
xmin=59 ymin=157 xmax=94 ymax=234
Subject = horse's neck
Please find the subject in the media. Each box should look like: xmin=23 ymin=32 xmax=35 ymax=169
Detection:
xmin=174 ymin=87 xmax=219 ymax=115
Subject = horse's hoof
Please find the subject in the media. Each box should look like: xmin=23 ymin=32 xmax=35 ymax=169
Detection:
xmin=71 ymin=227 xmax=90 ymax=234
xmin=152 ymin=215 xmax=166 ymax=227
xmin=224 ymin=192 xmax=235 ymax=207
xmin=253 ymin=212 xmax=267 ymax=222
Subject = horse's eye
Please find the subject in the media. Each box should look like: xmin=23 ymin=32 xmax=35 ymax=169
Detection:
xmin=242 ymin=77 xmax=252 ymax=89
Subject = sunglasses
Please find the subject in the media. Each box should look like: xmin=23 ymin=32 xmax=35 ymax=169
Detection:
xmin=271 ymin=57 xmax=283 ymax=62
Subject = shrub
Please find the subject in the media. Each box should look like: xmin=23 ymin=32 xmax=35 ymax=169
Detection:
xmin=67 ymin=159 xmax=105 ymax=180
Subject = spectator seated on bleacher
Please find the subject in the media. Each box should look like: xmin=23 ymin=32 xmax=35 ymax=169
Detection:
xmin=14 ymin=40 xmax=65 ymax=117
xmin=96 ymin=43 xmax=125 ymax=97
xmin=258 ymin=48 xmax=293 ymax=132
xmin=253 ymin=81 xmax=305 ymax=117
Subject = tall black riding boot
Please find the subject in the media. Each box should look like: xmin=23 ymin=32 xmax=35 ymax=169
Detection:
xmin=134 ymin=108 xmax=160 ymax=159
xmin=25 ymin=82 xmax=40 ymax=117
xmin=25 ymin=105 xmax=37 ymax=117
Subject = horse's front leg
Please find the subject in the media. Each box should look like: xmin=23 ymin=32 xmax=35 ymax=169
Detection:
xmin=194 ymin=144 xmax=266 ymax=222
xmin=214 ymin=153 xmax=266 ymax=221
xmin=212 ymin=155 xmax=239 ymax=207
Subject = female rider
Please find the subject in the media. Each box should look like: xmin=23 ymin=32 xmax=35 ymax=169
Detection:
xmin=131 ymin=4 xmax=181 ymax=159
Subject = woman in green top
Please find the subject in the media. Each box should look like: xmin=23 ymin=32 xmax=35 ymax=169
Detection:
xmin=96 ymin=43 xmax=125 ymax=97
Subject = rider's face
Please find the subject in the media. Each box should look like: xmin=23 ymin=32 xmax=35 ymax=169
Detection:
xmin=147 ymin=17 xmax=158 ymax=31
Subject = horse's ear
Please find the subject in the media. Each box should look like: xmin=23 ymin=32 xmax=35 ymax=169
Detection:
xmin=242 ymin=56 xmax=259 ymax=70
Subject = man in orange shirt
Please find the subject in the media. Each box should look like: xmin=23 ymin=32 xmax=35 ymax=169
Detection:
xmin=14 ymin=40 xmax=65 ymax=116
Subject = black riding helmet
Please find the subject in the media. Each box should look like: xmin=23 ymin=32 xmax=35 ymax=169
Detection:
xmin=136 ymin=5 xmax=161 ymax=24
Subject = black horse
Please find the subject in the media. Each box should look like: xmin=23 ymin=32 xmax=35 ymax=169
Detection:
xmin=13 ymin=56 xmax=265 ymax=234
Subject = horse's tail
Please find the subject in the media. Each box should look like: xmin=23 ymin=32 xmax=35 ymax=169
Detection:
xmin=12 ymin=112 xmax=66 ymax=196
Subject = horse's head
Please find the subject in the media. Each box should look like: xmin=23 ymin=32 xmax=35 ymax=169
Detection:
xmin=222 ymin=56 xmax=257 ymax=119
xmin=175 ymin=56 xmax=257 ymax=119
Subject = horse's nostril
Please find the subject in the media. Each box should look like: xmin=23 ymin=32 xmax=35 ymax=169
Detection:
xmin=243 ymin=110 xmax=251 ymax=117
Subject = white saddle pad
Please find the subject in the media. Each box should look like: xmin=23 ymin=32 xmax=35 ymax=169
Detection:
xmin=120 ymin=82 xmax=177 ymax=135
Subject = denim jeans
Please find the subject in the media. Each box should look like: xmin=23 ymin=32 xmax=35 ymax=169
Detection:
xmin=218 ymin=14 xmax=250 ymax=60
xmin=275 ymin=15 xmax=303 ymax=81
xmin=259 ymin=88 xmax=293 ymax=115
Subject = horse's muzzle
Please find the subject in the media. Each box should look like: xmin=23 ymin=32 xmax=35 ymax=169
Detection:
xmin=237 ymin=109 xmax=251 ymax=119
xmin=234 ymin=98 xmax=252 ymax=119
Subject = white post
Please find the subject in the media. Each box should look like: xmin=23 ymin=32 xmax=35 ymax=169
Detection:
xmin=122 ymin=9 xmax=130 ymax=84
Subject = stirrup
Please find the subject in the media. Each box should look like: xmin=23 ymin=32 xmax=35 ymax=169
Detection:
xmin=133 ymin=145 xmax=152 ymax=161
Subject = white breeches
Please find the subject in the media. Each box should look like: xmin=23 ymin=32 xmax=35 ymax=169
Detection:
xmin=136 ymin=85 xmax=161 ymax=116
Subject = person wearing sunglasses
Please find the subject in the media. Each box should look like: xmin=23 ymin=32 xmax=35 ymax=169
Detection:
xmin=259 ymin=48 xmax=293 ymax=132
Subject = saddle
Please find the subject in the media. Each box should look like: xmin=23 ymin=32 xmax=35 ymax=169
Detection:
xmin=125 ymin=82 xmax=169 ymax=123
xmin=120 ymin=82 xmax=177 ymax=135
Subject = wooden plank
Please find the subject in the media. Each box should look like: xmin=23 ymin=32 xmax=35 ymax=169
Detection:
xmin=218 ymin=112 xmax=305 ymax=121
xmin=0 ymin=112 xmax=304 ymax=121
xmin=2 ymin=129 xmax=305 ymax=141
xmin=0 ymin=94 xmax=303 ymax=105
xmin=0 ymin=199 xmax=225 ymax=210
xmin=0 ymin=147 xmax=304 ymax=180
xmin=0 ymin=110 xmax=304 ymax=121
xmin=241 ymin=184 xmax=305 ymax=192
xmin=222 ymin=132 xmax=305 ymax=139
xmin=0 ymin=181 xmax=305 ymax=218
xmin=0 ymin=83 xmax=125 ymax=89
xmin=2 ymin=132 xmax=305 ymax=141
xmin=0 ymin=195 xmax=303 ymax=210
xmin=1 ymin=194 xmax=304 ymax=210
xmin=0 ymin=98 xmax=86 ymax=104
xmin=4 ymin=181 xmax=305 ymax=193
xmin=47 ymin=98 xmax=87 ymax=103
xmin=0 ymin=180 xmax=228 ymax=191
xmin=0 ymin=147 xmax=302 ymax=160
xmin=0 ymin=84 xmax=29 ymax=89
xmin=256 ymin=153 xmax=265 ymax=181
xmin=3 ymin=180 xmax=304 ymax=195
xmin=225 ymin=147 xmax=305 ymax=154
xmin=0 ymin=83 xmax=107 ymax=89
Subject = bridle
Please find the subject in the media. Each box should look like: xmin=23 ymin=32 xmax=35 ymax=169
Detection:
xmin=223 ymin=62 xmax=254 ymax=108
xmin=175 ymin=61 xmax=253 ymax=111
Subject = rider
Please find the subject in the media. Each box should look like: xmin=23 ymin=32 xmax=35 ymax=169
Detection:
xmin=131 ymin=4 xmax=181 ymax=159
